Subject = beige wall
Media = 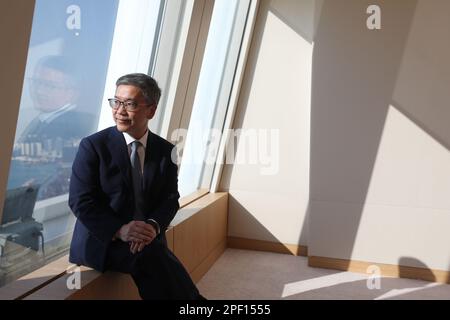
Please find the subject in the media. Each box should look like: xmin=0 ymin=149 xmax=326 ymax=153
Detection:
xmin=311 ymin=0 xmax=450 ymax=272
xmin=222 ymin=0 xmax=450 ymax=272
xmin=220 ymin=0 xmax=316 ymax=246
xmin=0 ymin=1 xmax=35 ymax=222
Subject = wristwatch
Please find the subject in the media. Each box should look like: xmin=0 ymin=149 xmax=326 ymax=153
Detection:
xmin=146 ymin=219 xmax=161 ymax=236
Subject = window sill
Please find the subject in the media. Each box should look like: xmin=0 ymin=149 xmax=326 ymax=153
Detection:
xmin=33 ymin=194 xmax=71 ymax=223
xmin=0 ymin=254 xmax=75 ymax=300
xmin=0 ymin=189 xmax=222 ymax=299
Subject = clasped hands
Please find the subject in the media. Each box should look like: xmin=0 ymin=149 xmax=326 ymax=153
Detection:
xmin=115 ymin=221 xmax=157 ymax=254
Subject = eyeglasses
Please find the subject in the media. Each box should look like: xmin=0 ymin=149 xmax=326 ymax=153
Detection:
xmin=108 ymin=98 xmax=148 ymax=111
xmin=28 ymin=78 xmax=71 ymax=91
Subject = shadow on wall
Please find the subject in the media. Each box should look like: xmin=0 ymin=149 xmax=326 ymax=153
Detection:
xmin=220 ymin=0 xmax=318 ymax=251
xmin=310 ymin=0 xmax=450 ymax=275
xmin=266 ymin=0 xmax=321 ymax=44
xmin=221 ymin=0 xmax=450 ymax=279
xmin=308 ymin=0 xmax=431 ymax=268
xmin=391 ymin=0 xmax=450 ymax=152
xmin=398 ymin=257 xmax=436 ymax=283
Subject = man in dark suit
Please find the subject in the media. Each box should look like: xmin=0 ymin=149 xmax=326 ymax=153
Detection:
xmin=68 ymin=73 xmax=203 ymax=300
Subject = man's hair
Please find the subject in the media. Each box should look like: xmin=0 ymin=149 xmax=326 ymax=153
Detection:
xmin=116 ymin=73 xmax=161 ymax=106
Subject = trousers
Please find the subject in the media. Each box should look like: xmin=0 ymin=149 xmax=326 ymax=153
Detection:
xmin=105 ymin=238 xmax=200 ymax=300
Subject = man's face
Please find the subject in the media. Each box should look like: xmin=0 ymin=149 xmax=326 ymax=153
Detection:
xmin=30 ymin=66 xmax=76 ymax=112
xmin=113 ymin=85 xmax=156 ymax=139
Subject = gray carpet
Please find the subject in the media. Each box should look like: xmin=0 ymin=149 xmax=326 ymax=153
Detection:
xmin=196 ymin=249 xmax=450 ymax=300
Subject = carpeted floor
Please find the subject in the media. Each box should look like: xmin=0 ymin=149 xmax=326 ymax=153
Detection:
xmin=196 ymin=249 xmax=450 ymax=300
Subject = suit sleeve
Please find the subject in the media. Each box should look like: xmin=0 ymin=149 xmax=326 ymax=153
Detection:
xmin=150 ymin=147 xmax=180 ymax=234
xmin=69 ymin=138 xmax=123 ymax=243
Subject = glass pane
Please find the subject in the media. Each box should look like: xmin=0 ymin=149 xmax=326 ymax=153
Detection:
xmin=10 ymin=1 xmax=119 ymax=199
xmin=178 ymin=0 xmax=251 ymax=197
xmin=97 ymin=0 xmax=163 ymax=132
xmin=0 ymin=0 xmax=163 ymax=289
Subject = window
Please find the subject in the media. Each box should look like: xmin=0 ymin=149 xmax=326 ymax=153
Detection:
xmin=0 ymin=0 xmax=175 ymax=289
xmin=177 ymin=0 xmax=252 ymax=197
xmin=1 ymin=0 xmax=119 ymax=288
xmin=0 ymin=0 xmax=255 ymax=292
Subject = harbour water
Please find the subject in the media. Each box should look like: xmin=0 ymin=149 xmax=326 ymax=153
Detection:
xmin=7 ymin=160 xmax=59 ymax=190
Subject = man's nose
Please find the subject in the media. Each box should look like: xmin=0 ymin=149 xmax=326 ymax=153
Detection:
xmin=116 ymin=104 xmax=128 ymax=114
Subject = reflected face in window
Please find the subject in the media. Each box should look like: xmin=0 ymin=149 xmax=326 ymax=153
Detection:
xmin=113 ymin=85 xmax=156 ymax=139
xmin=30 ymin=66 xmax=77 ymax=113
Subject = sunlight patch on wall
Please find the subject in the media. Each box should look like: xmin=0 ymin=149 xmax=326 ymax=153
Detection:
xmin=364 ymin=105 xmax=450 ymax=210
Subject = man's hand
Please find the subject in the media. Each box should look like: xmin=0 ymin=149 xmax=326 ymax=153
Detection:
xmin=116 ymin=221 xmax=156 ymax=244
xmin=129 ymin=222 xmax=158 ymax=254
xmin=114 ymin=221 xmax=158 ymax=254
xmin=130 ymin=241 xmax=148 ymax=254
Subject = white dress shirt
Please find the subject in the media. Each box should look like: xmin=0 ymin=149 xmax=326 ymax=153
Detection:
xmin=121 ymin=130 xmax=161 ymax=233
xmin=123 ymin=130 xmax=148 ymax=174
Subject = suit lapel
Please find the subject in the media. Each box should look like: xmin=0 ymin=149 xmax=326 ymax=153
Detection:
xmin=107 ymin=127 xmax=133 ymax=191
xmin=143 ymin=131 xmax=162 ymax=193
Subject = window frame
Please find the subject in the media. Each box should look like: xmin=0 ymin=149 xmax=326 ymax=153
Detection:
xmin=0 ymin=0 xmax=202 ymax=297
xmin=0 ymin=0 xmax=261 ymax=298
xmin=0 ymin=0 xmax=36 ymax=229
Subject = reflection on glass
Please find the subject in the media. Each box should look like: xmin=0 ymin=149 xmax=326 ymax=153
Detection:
xmin=0 ymin=0 xmax=118 ymax=288
xmin=12 ymin=55 xmax=95 ymax=200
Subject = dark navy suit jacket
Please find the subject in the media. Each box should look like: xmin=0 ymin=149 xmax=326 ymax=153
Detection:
xmin=68 ymin=126 xmax=180 ymax=271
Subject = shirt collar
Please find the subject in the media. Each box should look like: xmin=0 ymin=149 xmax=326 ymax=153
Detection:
xmin=123 ymin=130 xmax=148 ymax=149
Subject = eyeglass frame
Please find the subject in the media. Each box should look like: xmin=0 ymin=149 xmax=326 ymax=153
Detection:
xmin=107 ymin=98 xmax=153 ymax=111
xmin=28 ymin=77 xmax=73 ymax=91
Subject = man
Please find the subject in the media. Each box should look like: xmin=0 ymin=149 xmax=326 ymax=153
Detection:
xmin=68 ymin=73 xmax=203 ymax=300
xmin=15 ymin=55 xmax=95 ymax=199
xmin=20 ymin=55 xmax=94 ymax=143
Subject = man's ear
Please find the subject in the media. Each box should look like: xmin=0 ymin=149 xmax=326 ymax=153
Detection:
xmin=147 ymin=105 xmax=157 ymax=120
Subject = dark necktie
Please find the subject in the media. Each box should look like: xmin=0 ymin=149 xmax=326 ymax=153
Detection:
xmin=131 ymin=141 xmax=145 ymax=221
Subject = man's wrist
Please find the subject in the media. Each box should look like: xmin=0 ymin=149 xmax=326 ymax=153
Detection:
xmin=112 ymin=227 xmax=122 ymax=241
xmin=146 ymin=219 xmax=160 ymax=235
